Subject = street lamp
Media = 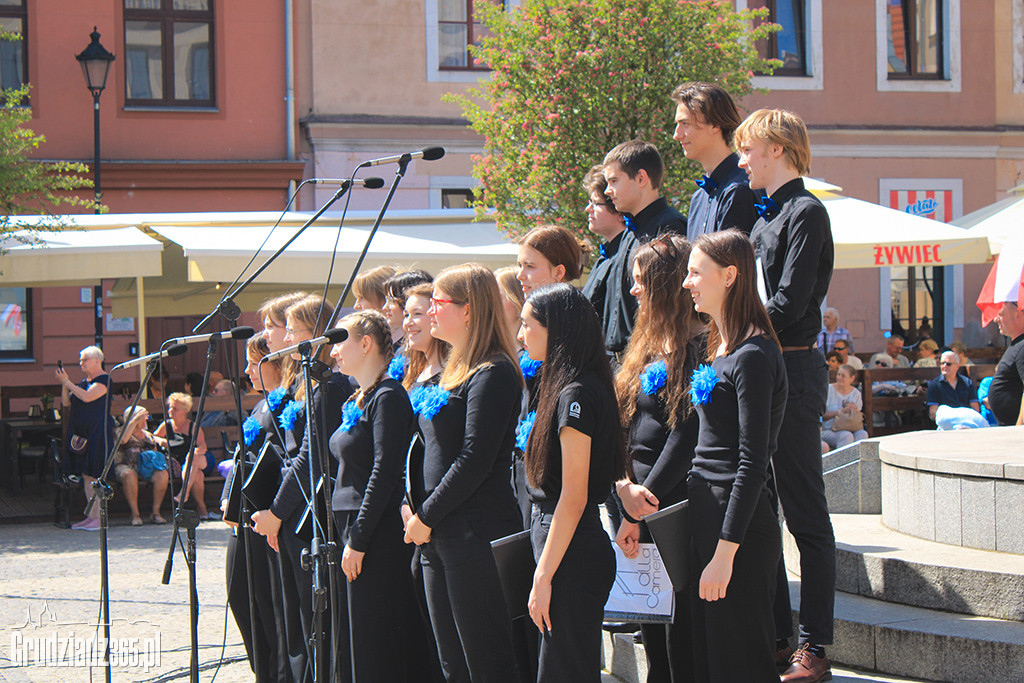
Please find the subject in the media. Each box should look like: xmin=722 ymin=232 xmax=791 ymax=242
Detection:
xmin=76 ymin=27 xmax=115 ymax=214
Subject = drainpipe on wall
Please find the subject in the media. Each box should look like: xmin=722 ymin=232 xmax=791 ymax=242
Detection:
xmin=285 ymin=0 xmax=297 ymax=206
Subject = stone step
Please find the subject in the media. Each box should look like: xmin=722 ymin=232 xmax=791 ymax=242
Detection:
xmin=783 ymin=514 xmax=1024 ymax=621
xmin=603 ymin=579 xmax=1024 ymax=683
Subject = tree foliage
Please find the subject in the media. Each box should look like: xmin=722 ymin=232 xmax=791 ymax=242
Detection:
xmin=445 ymin=0 xmax=778 ymax=241
xmin=1 ymin=29 xmax=96 ymax=240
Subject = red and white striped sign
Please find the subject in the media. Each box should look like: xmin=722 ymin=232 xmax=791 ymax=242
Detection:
xmin=889 ymin=189 xmax=954 ymax=222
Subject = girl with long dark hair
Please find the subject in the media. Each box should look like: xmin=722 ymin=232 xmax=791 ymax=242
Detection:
xmin=519 ymin=283 xmax=626 ymax=682
xmin=614 ymin=234 xmax=704 ymax=683
xmin=682 ymin=229 xmax=787 ymax=682
xmin=404 ymin=263 xmax=524 ymax=683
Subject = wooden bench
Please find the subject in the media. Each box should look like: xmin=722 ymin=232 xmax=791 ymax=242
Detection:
xmin=859 ymin=364 xmax=998 ymax=437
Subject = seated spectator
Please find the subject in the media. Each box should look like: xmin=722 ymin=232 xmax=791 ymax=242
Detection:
xmin=822 ymin=364 xmax=868 ymax=449
xmin=833 ymin=339 xmax=862 ymax=370
xmin=198 ymin=379 xmax=240 ymax=428
xmin=949 ymin=341 xmax=974 ymax=367
xmin=114 ymin=407 xmax=169 ymax=526
xmin=918 ymin=316 xmax=932 ymax=340
xmin=869 ymin=334 xmax=910 ymax=369
xmin=152 ymin=392 xmax=217 ymax=520
xmin=818 ymin=306 xmax=853 ymax=353
xmin=825 ymin=350 xmax=842 ymax=372
xmin=913 ymin=339 xmax=939 ymax=368
xmin=869 ymin=354 xmax=916 ymax=396
xmin=926 ymin=352 xmax=985 ymax=430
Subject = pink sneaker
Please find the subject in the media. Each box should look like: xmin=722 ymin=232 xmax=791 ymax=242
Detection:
xmin=71 ymin=517 xmax=100 ymax=531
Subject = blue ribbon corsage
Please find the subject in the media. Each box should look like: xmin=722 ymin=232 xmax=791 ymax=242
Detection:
xmin=640 ymin=359 xmax=667 ymax=395
xmin=519 ymin=350 xmax=542 ymax=380
xmin=278 ymin=400 xmax=303 ymax=431
xmin=242 ymin=416 xmax=261 ymax=447
xmin=266 ymin=386 xmax=287 ymax=411
xmin=754 ymin=196 xmax=780 ymax=219
xmin=623 ymin=214 xmax=636 ymax=232
xmin=515 ymin=411 xmax=536 ymax=451
xmin=340 ymin=400 xmax=363 ymax=433
xmin=410 ymin=384 xmax=451 ymax=420
xmin=690 ymin=364 xmax=719 ymax=406
xmin=388 ymin=354 xmax=407 ymax=381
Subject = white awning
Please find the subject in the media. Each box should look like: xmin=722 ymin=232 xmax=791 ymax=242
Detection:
xmin=811 ymin=191 xmax=992 ymax=269
xmin=953 ymin=195 xmax=1024 ymax=256
xmin=149 ymin=210 xmax=517 ymax=284
xmin=0 ymin=225 xmax=163 ymax=285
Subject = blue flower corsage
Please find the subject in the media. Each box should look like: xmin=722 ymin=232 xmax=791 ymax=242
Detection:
xmin=623 ymin=215 xmax=636 ymax=232
xmin=340 ymin=400 xmax=363 ymax=433
xmin=266 ymin=386 xmax=287 ymax=411
xmin=640 ymin=359 xmax=667 ymax=395
xmin=690 ymin=364 xmax=719 ymax=406
xmin=515 ymin=411 xmax=536 ymax=450
xmin=519 ymin=349 xmax=542 ymax=380
xmin=410 ymin=384 xmax=451 ymax=420
xmin=278 ymin=400 xmax=303 ymax=431
xmin=388 ymin=354 xmax=407 ymax=381
xmin=242 ymin=416 xmax=261 ymax=447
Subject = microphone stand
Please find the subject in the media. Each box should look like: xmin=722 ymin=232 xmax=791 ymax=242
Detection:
xmin=192 ymin=181 xmax=361 ymax=335
xmin=295 ymin=346 xmax=336 ymax=683
xmin=329 ymin=156 xmax=413 ymax=325
xmin=85 ymin=356 xmax=167 ymax=683
xmin=161 ymin=335 xmax=220 ymax=683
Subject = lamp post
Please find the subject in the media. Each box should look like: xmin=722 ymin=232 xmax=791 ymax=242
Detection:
xmin=75 ymin=27 xmax=115 ymax=215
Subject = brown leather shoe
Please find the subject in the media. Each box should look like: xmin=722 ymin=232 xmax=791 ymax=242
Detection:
xmin=776 ymin=644 xmax=794 ymax=670
xmin=780 ymin=644 xmax=832 ymax=682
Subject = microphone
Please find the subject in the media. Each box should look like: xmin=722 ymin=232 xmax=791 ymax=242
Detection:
xmin=309 ymin=177 xmax=386 ymax=188
xmin=357 ymin=146 xmax=445 ymax=169
xmin=167 ymin=326 xmax=256 ymax=345
xmin=111 ymin=343 xmax=189 ymax=371
xmin=262 ymin=327 xmax=349 ymax=362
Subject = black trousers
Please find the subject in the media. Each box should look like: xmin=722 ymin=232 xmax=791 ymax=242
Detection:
xmin=689 ymin=478 xmax=780 ymax=683
xmin=334 ymin=508 xmax=420 ymax=682
xmin=529 ymin=505 xmax=615 ymax=683
xmin=409 ymin=544 xmax=449 ymax=683
xmin=226 ymin=528 xmax=291 ymax=682
xmin=278 ymin=508 xmax=339 ymax=683
xmin=638 ymin=523 xmax=695 ymax=683
xmin=419 ymin=515 xmax=522 ymax=683
xmin=772 ymin=348 xmax=836 ymax=646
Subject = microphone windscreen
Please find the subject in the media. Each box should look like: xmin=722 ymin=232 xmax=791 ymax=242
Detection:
xmin=364 ymin=177 xmax=385 ymax=189
xmin=324 ymin=328 xmax=349 ymax=344
xmin=231 ymin=326 xmax=256 ymax=340
xmin=421 ymin=147 xmax=445 ymax=161
xmin=167 ymin=343 xmax=189 ymax=357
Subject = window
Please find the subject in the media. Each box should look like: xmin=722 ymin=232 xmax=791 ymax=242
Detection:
xmin=437 ymin=0 xmax=497 ymax=70
xmin=752 ymin=0 xmax=807 ymax=76
xmin=886 ymin=0 xmax=942 ymax=79
xmin=0 ymin=0 xmax=27 ymax=92
xmin=123 ymin=0 xmax=214 ymax=107
xmin=441 ymin=189 xmax=476 ymax=209
xmin=0 ymin=287 xmax=31 ymax=360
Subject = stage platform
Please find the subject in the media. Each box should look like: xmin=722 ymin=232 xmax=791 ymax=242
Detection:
xmin=878 ymin=426 xmax=1024 ymax=554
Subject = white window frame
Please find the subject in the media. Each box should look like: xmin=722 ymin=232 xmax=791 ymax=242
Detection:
xmin=1013 ymin=1 xmax=1024 ymax=94
xmin=425 ymin=0 xmax=519 ymax=83
xmin=429 ymin=175 xmax=479 ymax=209
xmin=875 ymin=0 xmax=961 ymax=93
xmin=736 ymin=0 xmax=824 ymax=91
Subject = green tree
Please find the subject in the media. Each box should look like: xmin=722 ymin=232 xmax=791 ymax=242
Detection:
xmin=1 ymin=29 xmax=95 ymax=239
xmin=446 ymin=0 xmax=777 ymax=241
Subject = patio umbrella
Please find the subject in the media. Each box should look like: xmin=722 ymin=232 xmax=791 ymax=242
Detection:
xmin=976 ymin=233 xmax=1024 ymax=327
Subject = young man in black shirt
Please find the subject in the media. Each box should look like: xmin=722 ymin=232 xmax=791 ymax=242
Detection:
xmin=602 ymin=139 xmax=686 ymax=241
xmin=988 ymin=301 xmax=1024 ymax=425
xmin=579 ymin=165 xmax=636 ymax=357
xmin=671 ymin=82 xmax=758 ymax=241
xmin=737 ymin=108 xmax=835 ymax=683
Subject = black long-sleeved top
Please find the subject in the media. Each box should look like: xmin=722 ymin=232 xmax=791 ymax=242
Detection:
xmin=416 ymin=358 xmax=522 ymax=534
xmin=330 ymin=378 xmax=413 ymax=552
xmin=629 ymin=196 xmax=686 ymax=240
xmin=527 ymin=371 xmax=618 ymax=505
xmin=750 ymin=178 xmax=834 ymax=348
xmin=686 ymin=154 xmax=758 ymax=242
xmin=582 ymin=229 xmax=640 ymax=354
xmin=690 ymin=336 xmax=787 ymax=544
xmin=271 ymin=372 xmax=354 ymax=521
xmin=628 ymin=388 xmax=699 ymax=508
xmin=221 ymin=395 xmax=284 ymax=500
